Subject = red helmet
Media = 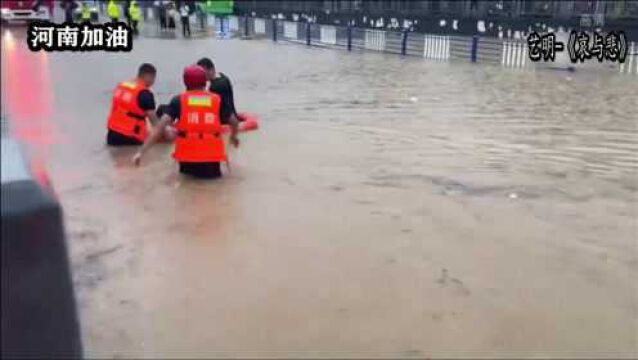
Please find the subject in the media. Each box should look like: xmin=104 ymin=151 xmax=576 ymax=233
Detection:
xmin=183 ymin=65 xmax=207 ymax=88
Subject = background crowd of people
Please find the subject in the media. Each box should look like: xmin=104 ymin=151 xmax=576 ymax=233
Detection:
xmin=57 ymin=0 xmax=200 ymax=37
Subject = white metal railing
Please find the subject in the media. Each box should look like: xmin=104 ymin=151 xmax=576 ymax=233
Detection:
xmin=320 ymin=25 xmax=337 ymax=45
xmin=502 ymin=41 xmax=527 ymax=68
xmin=229 ymin=16 xmax=238 ymax=31
xmin=222 ymin=16 xmax=636 ymax=75
xmin=284 ymin=21 xmax=297 ymax=39
xmin=619 ymin=42 xmax=637 ymax=74
xmin=423 ymin=35 xmax=450 ymax=60
xmin=364 ymin=29 xmax=385 ymax=51
xmin=254 ymin=18 xmax=265 ymax=34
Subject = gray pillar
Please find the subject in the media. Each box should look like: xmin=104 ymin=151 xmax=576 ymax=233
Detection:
xmin=1 ymin=138 xmax=82 ymax=359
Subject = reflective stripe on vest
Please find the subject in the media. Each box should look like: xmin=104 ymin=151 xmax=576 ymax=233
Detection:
xmin=106 ymin=79 xmax=148 ymax=142
xmin=172 ymin=91 xmax=226 ymax=163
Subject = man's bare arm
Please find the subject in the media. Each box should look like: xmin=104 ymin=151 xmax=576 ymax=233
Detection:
xmin=228 ymin=114 xmax=240 ymax=147
xmin=132 ymin=114 xmax=172 ymax=165
xmin=146 ymin=109 xmax=160 ymax=126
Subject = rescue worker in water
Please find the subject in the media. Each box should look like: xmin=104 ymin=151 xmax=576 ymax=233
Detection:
xmin=132 ymin=65 xmax=240 ymax=179
xmin=106 ymin=63 xmax=160 ymax=146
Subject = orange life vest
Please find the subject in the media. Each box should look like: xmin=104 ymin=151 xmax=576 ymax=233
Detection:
xmin=172 ymin=90 xmax=226 ymax=163
xmin=106 ymin=79 xmax=148 ymax=142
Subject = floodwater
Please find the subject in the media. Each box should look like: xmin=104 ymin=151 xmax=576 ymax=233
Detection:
xmin=2 ymin=24 xmax=637 ymax=358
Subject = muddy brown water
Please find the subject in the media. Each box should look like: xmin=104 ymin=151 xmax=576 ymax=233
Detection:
xmin=2 ymin=27 xmax=637 ymax=358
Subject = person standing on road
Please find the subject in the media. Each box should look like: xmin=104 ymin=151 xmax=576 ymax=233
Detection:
xmin=132 ymin=65 xmax=240 ymax=179
xmin=167 ymin=1 xmax=177 ymax=29
xmin=34 ymin=0 xmax=55 ymax=16
xmin=107 ymin=0 xmax=120 ymax=22
xmin=196 ymin=57 xmax=244 ymax=125
xmin=80 ymin=1 xmax=92 ymax=22
xmin=48 ymin=0 xmax=55 ymax=17
xmin=129 ymin=0 xmax=141 ymax=35
xmin=62 ymin=0 xmax=78 ymax=23
xmin=106 ymin=63 xmax=160 ymax=146
xmin=32 ymin=0 xmax=43 ymax=12
xmin=123 ymin=0 xmax=132 ymax=26
xmin=156 ymin=0 xmax=167 ymax=30
xmin=179 ymin=3 xmax=191 ymax=37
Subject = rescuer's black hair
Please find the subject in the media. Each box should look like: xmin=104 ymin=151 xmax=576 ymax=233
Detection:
xmin=137 ymin=63 xmax=157 ymax=77
xmin=196 ymin=57 xmax=215 ymax=70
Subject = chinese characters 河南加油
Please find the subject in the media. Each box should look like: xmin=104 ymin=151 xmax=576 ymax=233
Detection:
xmin=527 ymin=30 xmax=627 ymax=64
xmin=27 ymin=22 xmax=133 ymax=52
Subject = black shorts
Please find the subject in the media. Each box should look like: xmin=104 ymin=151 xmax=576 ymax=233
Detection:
xmin=179 ymin=162 xmax=222 ymax=179
xmin=106 ymin=130 xmax=143 ymax=146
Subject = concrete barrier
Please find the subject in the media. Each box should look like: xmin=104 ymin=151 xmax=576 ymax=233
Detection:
xmin=320 ymin=25 xmax=337 ymax=45
xmin=254 ymin=18 xmax=266 ymax=34
xmin=284 ymin=21 xmax=297 ymax=39
xmin=229 ymin=15 xmax=239 ymax=31
xmin=1 ymin=138 xmax=82 ymax=359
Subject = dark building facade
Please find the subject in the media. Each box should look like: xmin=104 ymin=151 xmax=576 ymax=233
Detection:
xmin=233 ymin=1 xmax=638 ymax=40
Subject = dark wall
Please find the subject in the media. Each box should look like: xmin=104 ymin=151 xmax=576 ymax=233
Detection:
xmin=235 ymin=0 xmax=638 ymax=19
xmin=233 ymin=0 xmax=638 ymax=40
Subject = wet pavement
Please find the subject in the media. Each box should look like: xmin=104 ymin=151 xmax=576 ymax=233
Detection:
xmin=2 ymin=22 xmax=637 ymax=358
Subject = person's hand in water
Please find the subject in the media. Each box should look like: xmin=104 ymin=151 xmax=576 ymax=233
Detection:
xmin=163 ymin=126 xmax=177 ymax=142
xmin=132 ymin=152 xmax=142 ymax=166
xmin=230 ymin=134 xmax=240 ymax=148
xmin=228 ymin=114 xmax=240 ymax=148
xmin=132 ymin=114 xmax=173 ymax=166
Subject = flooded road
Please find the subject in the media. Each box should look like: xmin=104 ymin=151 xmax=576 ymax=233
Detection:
xmin=2 ymin=27 xmax=637 ymax=358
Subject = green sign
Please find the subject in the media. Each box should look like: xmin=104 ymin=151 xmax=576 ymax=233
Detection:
xmin=187 ymin=95 xmax=213 ymax=107
xmin=200 ymin=0 xmax=233 ymax=15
